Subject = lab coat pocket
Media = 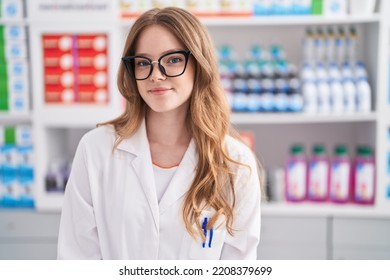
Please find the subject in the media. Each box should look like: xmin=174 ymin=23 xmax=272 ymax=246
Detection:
xmin=188 ymin=227 xmax=227 ymax=260
xmin=187 ymin=210 xmax=227 ymax=260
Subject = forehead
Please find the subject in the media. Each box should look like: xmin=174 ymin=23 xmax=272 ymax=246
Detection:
xmin=135 ymin=24 xmax=185 ymax=55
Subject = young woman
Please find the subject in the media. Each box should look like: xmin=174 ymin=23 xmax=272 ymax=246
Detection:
xmin=57 ymin=7 xmax=262 ymax=260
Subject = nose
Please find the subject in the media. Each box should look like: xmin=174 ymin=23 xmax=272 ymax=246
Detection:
xmin=149 ymin=61 xmax=166 ymax=81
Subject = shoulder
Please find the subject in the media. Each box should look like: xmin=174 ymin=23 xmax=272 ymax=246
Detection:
xmin=224 ymin=135 xmax=257 ymax=166
xmin=78 ymin=125 xmax=117 ymax=153
xmin=225 ymin=136 xmax=262 ymax=208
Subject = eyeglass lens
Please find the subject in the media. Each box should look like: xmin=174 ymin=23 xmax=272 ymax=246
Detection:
xmin=129 ymin=51 xmax=188 ymax=80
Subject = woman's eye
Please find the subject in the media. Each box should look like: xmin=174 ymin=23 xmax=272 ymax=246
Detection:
xmin=136 ymin=60 xmax=151 ymax=67
xmin=167 ymin=56 xmax=183 ymax=64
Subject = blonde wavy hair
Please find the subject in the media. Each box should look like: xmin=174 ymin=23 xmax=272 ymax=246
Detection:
xmin=100 ymin=7 xmax=261 ymax=240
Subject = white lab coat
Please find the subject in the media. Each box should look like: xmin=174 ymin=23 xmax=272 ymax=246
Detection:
xmin=57 ymin=119 xmax=261 ymax=259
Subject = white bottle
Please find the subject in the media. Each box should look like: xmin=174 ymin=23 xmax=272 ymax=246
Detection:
xmin=354 ymin=61 xmax=368 ymax=80
xmin=302 ymin=79 xmax=317 ymax=113
xmin=301 ymin=64 xmax=317 ymax=113
xmin=315 ymin=62 xmax=328 ymax=81
xmin=325 ymin=27 xmax=335 ymax=62
xmin=317 ymin=78 xmax=331 ymax=114
xmin=328 ymin=62 xmax=341 ymax=81
xmin=330 ymin=78 xmax=344 ymax=114
xmin=314 ymin=28 xmax=325 ymax=62
xmin=300 ymin=62 xmax=314 ymax=80
xmin=315 ymin=63 xmax=330 ymax=114
xmin=347 ymin=26 xmax=358 ymax=63
xmin=336 ymin=27 xmax=346 ymax=64
xmin=303 ymin=28 xmax=315 ymax=63
xmin=341 ymin=62 xmax=353 ymax=79
xmin=342 ymin=77 xmax=357 ymax=113
xmin=356 ymin=77 xmax=371 ymax=113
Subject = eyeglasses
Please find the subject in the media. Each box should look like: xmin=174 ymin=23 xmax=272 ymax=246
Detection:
xmin=122 ymin=50 xmax=191 ymax=80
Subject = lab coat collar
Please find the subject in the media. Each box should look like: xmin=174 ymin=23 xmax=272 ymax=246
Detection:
xmin=115 ymin=118 xmax=198 ymax=228
xmin=116 ymin=118 xmax=149 ymax=156
xmin=117 ymin=119 xmax=160 ymax=231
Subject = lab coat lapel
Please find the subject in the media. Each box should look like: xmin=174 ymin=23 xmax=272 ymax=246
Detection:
xmin=159 ymin=139 xmax=197 ymax=214
xmin=117 ymin=119 xmax=159 ymax=231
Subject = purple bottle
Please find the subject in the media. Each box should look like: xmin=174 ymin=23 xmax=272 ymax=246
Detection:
xmin=308 ymin=144 xmax=329 ymax=202
xmin=285 ymin=144 xmax=307 ymax=202
xmin=329 ymin=145 xmax=351 ymax=203
xmin=353 ymin=145 xmax=375 ymax=205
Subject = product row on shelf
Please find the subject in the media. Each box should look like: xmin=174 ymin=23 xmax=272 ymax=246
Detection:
xmin=1 ymin=0 xmax=378 ymax=21
xmin=43 ymin=34 xmax=109 ymax=104
xmin=263 ymin=142 xmax=376 ymax=206
xmin=0 ymin=125 xmax=34 ymax=208
xmin=3 ymin=125 xmax=380 ymax=209
xmin=223 ymin=127 xmax=378 ymax=208
xmin=216 ymin=24 xmax=372 ymax=114
xmin=0 ymin=24 xmax=29 ymax=113
xmin=285 ymin=143 xmax=375 ymax=204
xmin=303 ymin=26 xmax=358 ymax=64
xmin=119 ymin=0 xmax=376 ymax=18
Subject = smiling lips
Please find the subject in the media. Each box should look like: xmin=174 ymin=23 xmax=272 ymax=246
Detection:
xmin=149 ymin=87 xmax=172 ymax=95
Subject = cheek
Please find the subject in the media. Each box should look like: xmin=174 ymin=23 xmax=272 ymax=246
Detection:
xmin=182 ymin=65 xmax=195 ymax=91
xmin=135 ymin=81 xmax=146 ymax=96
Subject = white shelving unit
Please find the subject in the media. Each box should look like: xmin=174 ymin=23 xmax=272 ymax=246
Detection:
xmin=0 ymin=0 xmax=389 ymax=261
xmin=383 ymin=0 xmax=390 ymax=209
xmin=0 ymin=113 xmax=32 ymax=124
xmin=231 ymin=112 xmax=377 ymax=124
xmin=0 ymin=1 xmax=390 ymax=215
xmin=202 ymin=3 xmax=389 ymax=217
xmin=2 ymin=1 xmax=389 ymax=216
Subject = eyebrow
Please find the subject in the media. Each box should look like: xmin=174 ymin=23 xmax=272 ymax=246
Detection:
xmin=135 ymin=48 xmax=185 ymax=58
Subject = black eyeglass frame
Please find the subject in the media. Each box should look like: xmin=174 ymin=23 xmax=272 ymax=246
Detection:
xmin=122 ymin=50 xmax=191 ymax=81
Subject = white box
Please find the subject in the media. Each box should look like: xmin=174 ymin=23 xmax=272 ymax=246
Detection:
xmin=349 ymin=0 xmax=376 ymax=15
xmin=7 ymin=60 xmax=28 ymax=77
xmin=4 ymin=26 xmax=26 ymax=40
xmin=6 ymin=41 xmax=27 ymax=59
xmin=8 ymin=94 xmax=29 ymax=114
xmin=16 ymin=126 xmax=33 ymax=146
xmin=1 ymin=0 xmax=24 ymax=19
xmin=323 ymin=0 xmax=348 ymax=16
xmin=8 ymin=76 xmax=28 ymax=96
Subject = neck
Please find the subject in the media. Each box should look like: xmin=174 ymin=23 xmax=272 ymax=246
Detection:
xmin=146 ymin=109 xmax=191 ymax=146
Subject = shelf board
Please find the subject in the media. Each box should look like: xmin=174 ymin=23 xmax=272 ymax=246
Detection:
xmin=231 ymin=112 xmax=377 ymax=124
xmin=0 ymin=18 xmax=27 ymax=25
xmin=197 ymin=14 xmax=381 ymax=26
xmin=35 ymin=106 xmax=123 ymax=128
xmin=262 ymin=202 xmax=390 ymax=218
xmin=34 ymin=110 xmax=377 ymax=126
xmin=0 ymin=112 xmax=32 ymax=124
xmin=118 ymin=14 xmax=381 ymax=27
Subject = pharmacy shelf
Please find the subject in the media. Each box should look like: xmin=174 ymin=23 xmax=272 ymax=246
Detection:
xmin=117 ymin=14 xmax=382 ymax=27
xmin=262 ymin=202 xmax=390 ymax=218
xmin=231 ymin=112 xmax=377 ymax=124
xmin=35 ymin=111 xmax=379 ymax=126
xmin=22 ymin=1 xmax=389 ymax=216
xmin=201 ymin=14 xmax=382 ymax=26
xmin=34 ymin=106 xmax=122 ymax=128
xmin=0 ymin=19 xmax=27 ymax=25
xmin=0 ymin=112 xmax=32 ymax=124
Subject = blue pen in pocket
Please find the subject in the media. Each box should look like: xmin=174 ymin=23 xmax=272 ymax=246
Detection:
xmin=202 ymin=217 xmax=208 ymax=248
xmin=202 ymin=217 xmax=214 ymax=248
xmin=208 ymin=228 xmax=213 ymax=248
